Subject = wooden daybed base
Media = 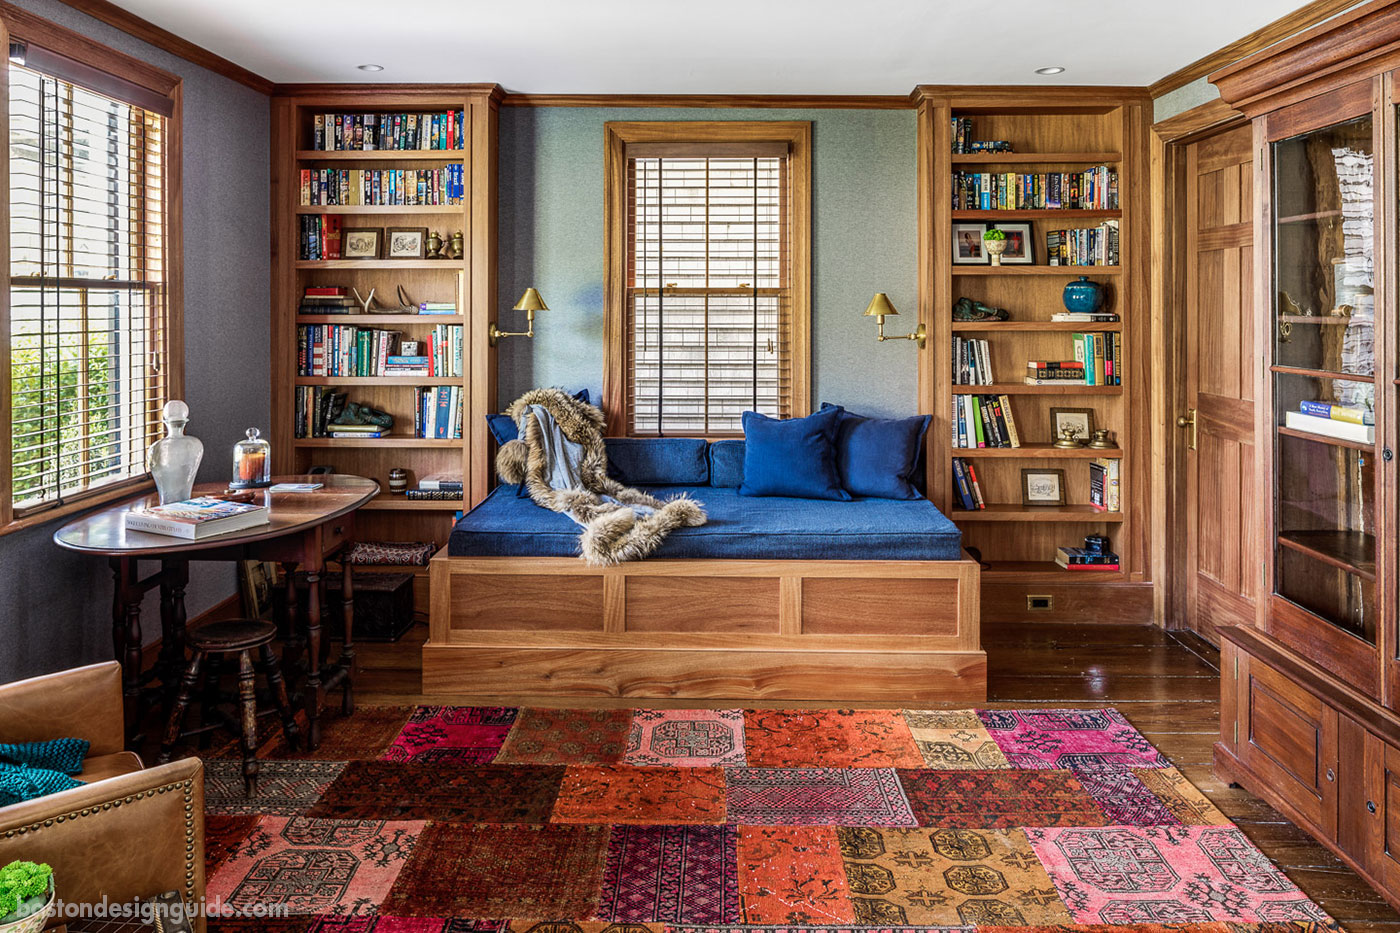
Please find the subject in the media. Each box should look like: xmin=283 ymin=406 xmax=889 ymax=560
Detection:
xmin=424 ymin=551 xmax=985 ymax=703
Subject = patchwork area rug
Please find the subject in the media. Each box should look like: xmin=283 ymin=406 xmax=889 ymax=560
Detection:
xmin=203 ymin=706 xmax=1335 ymax=933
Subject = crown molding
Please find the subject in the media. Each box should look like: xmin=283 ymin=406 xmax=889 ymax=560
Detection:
xmin=500 ymin=93 xmax=912 ymax=109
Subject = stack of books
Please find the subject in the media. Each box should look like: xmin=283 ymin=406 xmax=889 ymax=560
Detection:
xmin=124 ymin=496 xmax=270 ymax=540
xmin=1051 ymin=311 xmax=1119 ymax=323
xmin=326 ymin=423 xmax=386 ymax=440
xmin=419 ymin=301 xmax=457 ymax=316
xmin=417 ymin=386 xmax=463 ymax=439
xmin=1026 ymin=334 xmax=1122 ymax=385
xmin=385 ymin=355 xmax=431 ymax=377
xmin=298 ymin=286 xmax=356 ymax=315
xmin=953 ymin=394 xmax=1021 ymax=449
xmin=406 ymin=472 xmax=464 ymax=501
xmin=1056 ymin=546 xmax=1121 ymax=571
xmin=951 ymin=457 xmax=986 ymax=511
xmin=952 ymin=337 xmax=994 ymax=386
xmin=1046 ymin=220 xmax=1119 ymax=266
xmin=1089 ymin=458 xmax=1121 ymax=512
xmin=1285 ymin=400 xmax=1375 ymax=444
xmin=313 ymin=111 xmax=465 ymax=151
xmin=1025 ymin=360 xmax=1085 ymax=385
xmin=953 ymin=166 xmax=1118 ymax=211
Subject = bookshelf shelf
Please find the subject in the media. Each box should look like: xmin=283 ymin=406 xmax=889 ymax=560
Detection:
xmin=295 ymin=376 xmax=462 ymax=387
xmin=295 ymin=260 xmax=464 ymax=270
xmin=293 ymin=437 xmax=462 ymax=448
xmin=294 ymin=205 xmax=463 ymax=215
xmin=953 ymin=504 xmax=1125 ymax=522
xmin=296 ymin=149 xmax=466 ymax=162
xmin=1277 ymin=530 xmax=1376 ymax=581
xmin=952 ymin=266 xmax=1121 ymax=276
xmin=1276 ymin=425 xmax=1374 ymax=452
xmin=297 ymin=314 xmax=464 ymax=325
xmin=951 ymin=209 xmax=1121 ymax=220
xmin=361 ymin=497 xmax=465 ymax=512
xmin=950 ymin=151 xmax=1121 ymax=164
xmin=951 ymin=321 xmax=1120 ymax=332
xmin=981 ymin=560 xmax=1125 ymax=580
xmin=952 ymin=384 xmax=1122 ymax=395
xmin=954 ymin=443 xmax=1122 ymax=459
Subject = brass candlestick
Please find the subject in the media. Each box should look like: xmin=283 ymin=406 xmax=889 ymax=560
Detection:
xmin=1053 ymin=426 xmax=1087 ymax=448
xmin=1087 ymin=429 xmax=1116 ymax=449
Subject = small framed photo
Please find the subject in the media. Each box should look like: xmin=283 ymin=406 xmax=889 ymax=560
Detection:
xmin=343 ymin=227 xmax=382 ymax=259
xmin=990 ymin=222 xmax=1034 ymax=264
xmin=952 ymin=223 xmax=989 ymax=264
xmin=1021 ymin=468 xmax=1067 ymax=507
xmin=238 ymin=560 xmax=278 ymax=619
xmin=387 ymin=227 xmax=428 ymax=260
xmin=1050 ymin=407 xmax=1096 ymax=443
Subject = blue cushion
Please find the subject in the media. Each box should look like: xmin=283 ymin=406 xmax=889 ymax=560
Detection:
xmin=449 ymin=484 xmax=962 ymax=561
xmin=739 ymin=408 xmax=850 ymax=501
xmin=486 ymin=388 xmax=591 ymax=445
xmin=822 ymin=404 xmax=931 ymax=500
xmin=708 ymin=440 xmax=745 ymax=487
xmin=605 ymin=438 xmax=709 ymax=486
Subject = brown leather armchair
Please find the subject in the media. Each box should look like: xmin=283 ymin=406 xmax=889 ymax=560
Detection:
xmin=0 ymin=662 xmax=205 ymax=932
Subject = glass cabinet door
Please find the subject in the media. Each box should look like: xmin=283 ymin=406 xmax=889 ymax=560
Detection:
xmin=1271 ymin=112 xmax=1377 ymax=645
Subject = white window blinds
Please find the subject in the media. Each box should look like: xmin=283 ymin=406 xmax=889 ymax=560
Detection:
xmin=7 ymin=57 xmax=169 ymax=514
xmin=626 ymin=149 xmax=791 ymax=435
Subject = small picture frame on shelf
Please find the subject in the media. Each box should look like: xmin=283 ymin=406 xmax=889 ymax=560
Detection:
xmin=1021 ymin=468 xmax=1067 ymax=507
xmin=387 ymin=227 xmax=428 ymax=260
xmin=990 ymin=222 xmax=1034 ymax=264
xmin=952 ymin=223 xmax=988 ymax=264
xmin=343 ymin=228 xmax=382 ymax=260
xmin=1049 ymin=407 xmax=1096 ymax=443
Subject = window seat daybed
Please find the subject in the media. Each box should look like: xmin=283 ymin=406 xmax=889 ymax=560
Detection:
xmin=426 ymin=437 xmax=984 ymax=702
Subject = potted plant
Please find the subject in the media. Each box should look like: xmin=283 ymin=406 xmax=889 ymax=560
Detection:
xmin=983 ymin=227 xmax=1009 ymax=266
xmin=0 ymin=862 xmax=53 ymax=933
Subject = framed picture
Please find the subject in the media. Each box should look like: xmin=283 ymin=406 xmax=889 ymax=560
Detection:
xmin=990 ymin=222 xmax=1034 ymax=264
xmin=1050 ymin=407 xmax=1096 ymax=443
xmin=238 ymin=560 xmax=278 ymax=619
xmin=343 ymin=228 xmax=382 ymax=259
xmin=952 ymin=223 xmax=988 ymax=264
xmin=1021 ymin=468 xmax=1067 ymax=507
xmin=387 ymin=227 xmax=428 ymax=260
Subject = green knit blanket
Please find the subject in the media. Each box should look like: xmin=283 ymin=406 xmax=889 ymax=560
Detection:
xmin=0 ymin=739 xmax=89 ymax=806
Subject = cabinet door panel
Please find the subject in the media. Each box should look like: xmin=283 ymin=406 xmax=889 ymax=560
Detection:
xmin=1239 ymin=657 xmax=1338 ymax=836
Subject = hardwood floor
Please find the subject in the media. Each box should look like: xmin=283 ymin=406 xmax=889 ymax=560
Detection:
xmin=347 ymin=619 xmax=1400 ymax=932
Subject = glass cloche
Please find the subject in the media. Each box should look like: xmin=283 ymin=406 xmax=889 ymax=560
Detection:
xmin=230 ymin=427 xmax=272 ymax=489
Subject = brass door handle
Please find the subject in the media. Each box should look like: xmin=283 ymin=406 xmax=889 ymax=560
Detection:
xmin=1177 ymin=409 xmax=1197 ymax=450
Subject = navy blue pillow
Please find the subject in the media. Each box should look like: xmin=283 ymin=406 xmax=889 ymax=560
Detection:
xmin=486 ymin=389 xmax=592 ymax=445
xmin=739 ymin=408 xmax=850 ymax=501
xmin=822 ymin=403 xmax=930 ymax=500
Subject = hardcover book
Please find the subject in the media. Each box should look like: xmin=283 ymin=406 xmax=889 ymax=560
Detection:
xmin=125 ymin=497 xmax=269 ymax=540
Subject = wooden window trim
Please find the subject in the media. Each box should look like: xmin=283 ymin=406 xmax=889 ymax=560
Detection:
xmin=603 ymin=120 xmax=811 ymax=437
xmin=0 ymin=8 xmax=184 ymax=536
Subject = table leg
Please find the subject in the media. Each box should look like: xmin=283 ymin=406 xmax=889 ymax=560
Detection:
xmin=109 ymin=558 xmax=126 ymax=672
xmin=157 ymin=559 xmax=189 ymax=700
xmin=339 ymin=560 xmax=355 ymax=715
xmin=125 ymin=586 xmax=144 ymax=747
xmin=281 ymin=561 xmax=303 ymax=679
xmin=304 ymin=567 xmax=323 ymax=751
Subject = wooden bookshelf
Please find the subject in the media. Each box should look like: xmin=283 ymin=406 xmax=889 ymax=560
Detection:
xmin=271 ymin=86 xmax=501 ymax=608
xmin=915 ymin=85 xmax=1152 ymax=623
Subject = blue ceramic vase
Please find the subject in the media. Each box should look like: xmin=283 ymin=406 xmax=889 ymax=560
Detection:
xmin=1062 ymin=276 xmax=1104 ymax=313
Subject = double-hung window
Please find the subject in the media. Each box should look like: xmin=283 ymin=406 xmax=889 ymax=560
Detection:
xmin=604 ymin=122 xmax=810 ymax=436
xmin=3 ymin=17 xmax=179 ymax=528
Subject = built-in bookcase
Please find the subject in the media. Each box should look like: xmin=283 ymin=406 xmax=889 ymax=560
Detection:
xmin=914 ymin=87 xmax=1152 ymax=621
xmin=270 ymin=86 xmax=500 ymax=604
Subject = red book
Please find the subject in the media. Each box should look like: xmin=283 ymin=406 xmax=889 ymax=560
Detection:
xmin=304 ymin=287 xmax=345 ymax=297
xmin=1065 ymin=563 xmax=1120 ymax=571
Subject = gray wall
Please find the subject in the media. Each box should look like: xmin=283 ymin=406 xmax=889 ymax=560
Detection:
xmin=497 ymin=107 xmax=919 ymax=419
xmin=1 ymin=0 xmax=270 ymax=682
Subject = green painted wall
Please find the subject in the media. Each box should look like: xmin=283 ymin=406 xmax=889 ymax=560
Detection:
xmin=497 ymin=107 xmax=920 ymax=418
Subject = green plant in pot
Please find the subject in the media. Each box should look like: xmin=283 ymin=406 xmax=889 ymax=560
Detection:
xmin=0 ymin=862 xmax=54 ymax=933
xmin=983 ymin=227 xmax=1009 ymax=266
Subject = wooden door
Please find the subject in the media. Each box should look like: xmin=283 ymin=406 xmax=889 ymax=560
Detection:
xmin=1183 ymin=125 xmax=1257 ymax=642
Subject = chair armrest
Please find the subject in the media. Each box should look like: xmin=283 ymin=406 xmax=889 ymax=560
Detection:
xmin=0 ymin=661 xmax=126 ymax=756
xmin=0 ymin=757 xmax=206 ymax=933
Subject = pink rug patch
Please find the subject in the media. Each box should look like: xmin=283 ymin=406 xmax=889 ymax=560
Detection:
xmin=207 ymin=816 xmax=424 ymax=916
xmin=977 ymin=708 xmax=1168 ymax=771
xmin=1027 ymin=825 xmax=1330 ymax=924
xmin=381 ymin=706 xmax=517 ymax=763
xmin=625 ymin=709 xmax=746 ymax=767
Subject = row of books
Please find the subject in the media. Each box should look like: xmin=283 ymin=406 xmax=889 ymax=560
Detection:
xmin=952 ymin=337 xmax=996 ymax=386
xmin=951 ymin=457 xmax=986 ymax=510
xmin=1025 ymin=333 xmax=1122 ymax=386
xmin=1046 ymin=221 xmax=1120 ymax=266
xmin=1089 ymin=458 xmax=1121 ymax=512
xmin=300 ymin=215 xmax=343 ymax=260
xmin=380 ymin=325 xmax=463 ymax=377
xmin=406 ymin=472 xmax=464 ymax=501
xmin=1285 ymin=400 xmax=1376 ymax=444
xmin=953 ymin=168 xmax=1118 ymax=211
xmin=300 ymin=167 xmax=464 ymax=207
xmin=950 ymin=118 xmax=1012 ymax=154
xmin=417 ymin=386 xmax=464 ymax=439
xmin=953 ymin=394 xmax=1022 ymax=449
xmin=297 ymin=324 xmax=465 ymax=378
xmin=312 ymin=111 xmax=464 ymax=152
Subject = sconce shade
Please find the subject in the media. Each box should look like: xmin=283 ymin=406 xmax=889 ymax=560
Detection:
xmin=514 ymin=288 xmax=550 ymax=312
xmin=863 ymin=292 xmax=899 ymax=317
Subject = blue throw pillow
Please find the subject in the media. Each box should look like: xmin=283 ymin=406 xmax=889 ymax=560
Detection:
xmin=822 ymin=403 xmax=930 ymax=500
xmin=739 ymin=408 xmax=850 ymax=500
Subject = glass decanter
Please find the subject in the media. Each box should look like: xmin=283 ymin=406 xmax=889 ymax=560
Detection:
xmin=148 ymin=400 xmax=204 ymax=504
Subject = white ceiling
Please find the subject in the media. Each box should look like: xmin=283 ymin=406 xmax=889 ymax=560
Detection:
xmin=106 ymin=0 xmax=1309 ymax=92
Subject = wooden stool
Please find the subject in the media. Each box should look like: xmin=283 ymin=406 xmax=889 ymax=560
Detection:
xmin=159 ymin=619 xmax=300 ymax=794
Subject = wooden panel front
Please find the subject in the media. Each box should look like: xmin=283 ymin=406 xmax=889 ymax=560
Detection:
xmin=449 ymin=573 xmax=604 ymax=632
xmin=625 ymin=576 xmax=780 ymax=633
xmin=1241 ymin=657 xmax=1337 ymax=835
xmin=801 ymin=577 xmax=960 ymax=637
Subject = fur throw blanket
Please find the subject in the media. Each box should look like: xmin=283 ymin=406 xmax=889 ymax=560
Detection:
xmin=496 ymin=388 xmax=706 ymax=565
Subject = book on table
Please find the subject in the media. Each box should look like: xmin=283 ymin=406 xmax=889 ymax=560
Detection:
xmin=124 ymin=496 xmax=270 ymax=540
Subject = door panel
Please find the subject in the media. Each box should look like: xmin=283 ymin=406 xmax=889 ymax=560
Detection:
xmin=1184 ymin=125 xmax=1257 ymax=641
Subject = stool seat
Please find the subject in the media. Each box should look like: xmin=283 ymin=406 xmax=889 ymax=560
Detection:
xmin=188 ymin=620 xmax=277 ymax=652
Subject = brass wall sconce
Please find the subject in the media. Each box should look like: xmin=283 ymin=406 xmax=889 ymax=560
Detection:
xmin=864 ymin=292 xmax=926 ymax=348
xmin=489 ymin=288 xmax=550 ymax=346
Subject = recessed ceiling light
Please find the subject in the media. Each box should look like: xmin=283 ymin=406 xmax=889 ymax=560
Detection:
xmin=1035 ymin=66 xmax=1066 ymax=75
xmin=357 ymin=64 xmax=384 ymax=72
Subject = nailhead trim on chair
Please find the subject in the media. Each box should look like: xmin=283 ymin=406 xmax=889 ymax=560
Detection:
xmin=3 ymin=777 xmax=200 ymax=900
